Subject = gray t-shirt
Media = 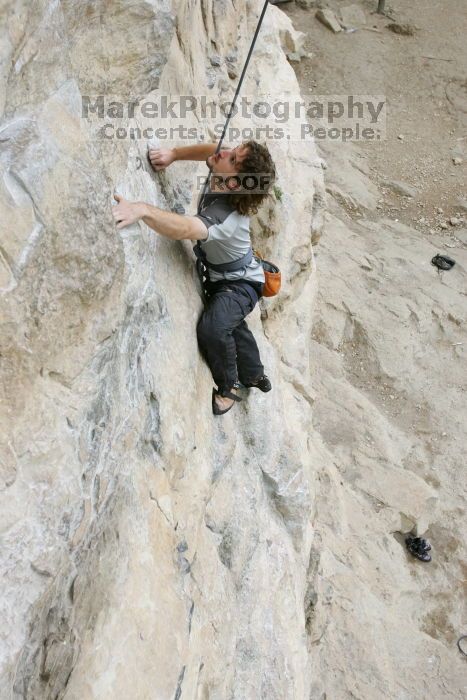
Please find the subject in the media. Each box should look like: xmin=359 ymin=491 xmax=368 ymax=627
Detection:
xmin=194 ymin=193 xmax=265 ymax=285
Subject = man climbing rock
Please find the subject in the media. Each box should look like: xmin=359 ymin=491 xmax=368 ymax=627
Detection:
xmin=112 ymin=141 xmax=276 ymax=415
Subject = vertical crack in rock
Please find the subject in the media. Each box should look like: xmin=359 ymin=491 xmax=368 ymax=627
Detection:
xmin=303 ymin=542 xmax=321 ymax=637
xmin=188 ymin=600 xmax=195 ymax=635
xmin=142 ymin=391 xmax=162 ymax=459
xmin=173 ymin=664 xmax=186 ymax=700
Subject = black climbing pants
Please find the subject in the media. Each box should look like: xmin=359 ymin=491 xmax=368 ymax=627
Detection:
xmin=197 ymin=283 xmax=264 ymax=393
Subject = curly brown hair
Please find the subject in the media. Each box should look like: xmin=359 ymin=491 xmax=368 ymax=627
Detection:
xmin=229 ymin=141 xmax=276 ymax=216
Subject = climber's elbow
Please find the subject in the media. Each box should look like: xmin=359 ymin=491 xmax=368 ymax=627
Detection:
xmin=180 ymin=216 xmax=208 ymax=241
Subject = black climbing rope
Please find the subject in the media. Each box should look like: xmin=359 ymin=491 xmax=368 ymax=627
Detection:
xmin=197 ymin=0 xmax=270 ymax=213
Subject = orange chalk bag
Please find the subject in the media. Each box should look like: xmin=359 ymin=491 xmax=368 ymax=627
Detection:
xmin=254 ymin=252 xmax=281 ymax=297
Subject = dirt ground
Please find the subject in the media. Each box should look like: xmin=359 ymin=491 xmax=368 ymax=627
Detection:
xmin=282 ymin=0 xmax=466 ymax=233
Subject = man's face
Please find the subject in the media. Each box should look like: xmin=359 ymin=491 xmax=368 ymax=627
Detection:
xmin=207 ymin=144 xmax=249 ymax=175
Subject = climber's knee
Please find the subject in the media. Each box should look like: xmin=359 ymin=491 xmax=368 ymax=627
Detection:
xmin=197 ymin=315 xmax=213 ymax=346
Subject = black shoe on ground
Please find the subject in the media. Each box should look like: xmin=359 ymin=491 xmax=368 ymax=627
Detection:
xmin=243 ymin=375 xmax=272 ymax=392
xmin=412 ymin=537 xmax=431 ymax=552
xmin=405 ymin=536 xmax=432 ymax=562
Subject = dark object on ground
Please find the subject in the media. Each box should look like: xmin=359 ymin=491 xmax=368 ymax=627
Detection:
xmin=269 ymin=0 xmax=293 ymax=4
xmin=431 ymin=254 xmax=456 ymax=271
xmin=377 ymin=0 xmax=386 ymax=13
xmin=387 ymin=22 xmax=415 ymax=36
xmin=457 ymin=635 xmax=467 ymax=657
xmin=405 ymin=536 xmax=432 ymax=562
xmin=212 ymin=387 xmax=242 ymax=416
xmin=243 ymin=375 xmax=272 ymax=392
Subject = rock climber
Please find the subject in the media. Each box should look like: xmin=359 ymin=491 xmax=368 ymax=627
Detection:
xmin=112 ymin=140 xmax=276 ymax=415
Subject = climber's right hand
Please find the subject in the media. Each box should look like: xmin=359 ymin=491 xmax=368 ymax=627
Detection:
xmin=148 ymin=147 xmax=176 ymax=171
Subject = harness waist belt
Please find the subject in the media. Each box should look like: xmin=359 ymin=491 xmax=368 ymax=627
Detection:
xmin=194 ymin=245 xmax=253 ymax=273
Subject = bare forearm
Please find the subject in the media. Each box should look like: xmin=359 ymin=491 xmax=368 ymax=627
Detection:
xmin=113 ymin=195 xmax=206 ymax=239
xmin=138 ymin=203 xmax=189 ymax=240
xmin=173 ymin=143 xmax=217 ymax=161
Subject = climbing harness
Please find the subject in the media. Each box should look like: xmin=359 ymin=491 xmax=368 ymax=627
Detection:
xmin=195 ymin=1 xmax=281 ymax=301
xmin=194 ymin=244 xmax=254 ymax=273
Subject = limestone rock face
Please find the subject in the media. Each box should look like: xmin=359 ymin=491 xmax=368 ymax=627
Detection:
xmin=0 ymin=2 xmax=322 ymax=698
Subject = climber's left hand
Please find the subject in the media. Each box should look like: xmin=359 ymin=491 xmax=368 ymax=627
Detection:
xmin=112 ymin=194 xmax=144 ymax=229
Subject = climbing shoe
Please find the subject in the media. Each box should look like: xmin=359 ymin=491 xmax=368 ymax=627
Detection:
xmin=243 ymin=375 xmax=272 ymax=393
xmin=405 ymin=536 xmax=432 ymax=562
xmin=212 ymin=386 xmax=242 ymax=416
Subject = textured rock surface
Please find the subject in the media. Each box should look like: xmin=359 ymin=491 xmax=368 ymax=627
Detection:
xmin=1 ymin=1 xmax=323 ymax=698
